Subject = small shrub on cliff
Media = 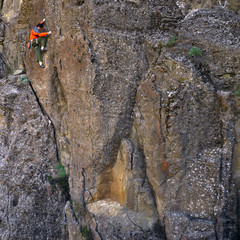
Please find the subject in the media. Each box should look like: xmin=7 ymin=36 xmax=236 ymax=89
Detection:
xmin=18 ymin=76 xmax=29 ymax=85
xmin=235 ymin=86 xmax=240 ymax=97
xmin=48 ymin=163 xmax=69 ymax=193
xmin=158 ymin=41 xmax=164 ymax=48
xmin=166 ymin=36 xmax=177 ymax=47
xmin=80 ymin=225 xmax=92 ymax=240
xmin=71 ymin=200 xmax=86 ymax=219
xmin=55 ymin=163 xmax=69 ymax=191
xmin=56 ymin=163 xmax=66 ymax=178
xmin=188 ymin=46 xmax=203 ymax=57
xmin=6 ymin=64 xmax=13 ymax=74
xmin=158 ymin=36 xmax=177 ymax=48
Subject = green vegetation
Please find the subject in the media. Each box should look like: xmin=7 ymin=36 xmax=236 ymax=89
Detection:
xmin=166 ymin=36 xmax=177 ymax=47
xmin=51 ymin=52 xmax=55 ymax=61
xmin=80 ymin=225 xmax=92 ymax=240
xmin=48 ymin=163 xmax=69 ymax=193
xmin=18 ymin=76 xmax=29 ymax=85
xmin=71 ymin=200 xmax=86 ymax=219
xmin=235 ymin=86 xmax=240 ymax=97
xmin=55 ymin=163 xmax=66 ymax=178
xmin=158 ymin=41 xmax=164 ymax=48
xmin=188 ymin=46 xmax=203 ymax=57
xmin=6 ymin=64 xmax=13 ymax=74
xmin=158 ymin=36 xmax=177 ymax=48
xmin=55 ymin=163 xmax=69 ymax=191
xmin=48 ymin=175 xmax=54 ymax=185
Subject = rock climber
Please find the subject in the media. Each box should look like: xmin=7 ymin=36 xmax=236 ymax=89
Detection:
xmin=30 ymin=19 xmax=52 ymax=68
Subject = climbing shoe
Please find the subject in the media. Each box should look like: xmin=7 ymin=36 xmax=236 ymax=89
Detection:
xmin=39 ymin=64 xmax=45 ymax=68
xmin=41 ymin=47 xmax=47 ymax=51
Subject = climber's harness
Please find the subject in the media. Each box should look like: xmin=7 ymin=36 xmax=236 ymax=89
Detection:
xmin=28 ymin=39 xmax=38 ymax=50
xmin=33 ymin=38 xmax=38 ymax=45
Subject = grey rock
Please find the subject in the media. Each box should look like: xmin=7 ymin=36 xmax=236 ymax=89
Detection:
xmin=0 ymin=76 xmax=68 ymax=239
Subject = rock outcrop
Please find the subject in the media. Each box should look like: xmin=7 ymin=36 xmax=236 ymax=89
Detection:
xmin=0 ymin=75 xmax=68 ymax=239
xmin=0 ymin=0 xmax=240 ymax=239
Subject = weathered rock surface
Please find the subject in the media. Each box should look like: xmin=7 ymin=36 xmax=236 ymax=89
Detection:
xmin=0 ymin=76 xmax=68 ymax=239
xmin=0 ymin=0 xmax=240 ymax=239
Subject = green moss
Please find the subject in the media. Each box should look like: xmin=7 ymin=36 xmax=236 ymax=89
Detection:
xmin=18 ymin=76 xmax=29 ymax=85
xmin=188 ymin=46 xmax=203 ymax=57
xmin=72 ymin=201 xmax=86 ymax=218
xmin=166 ymin=36 xmax=176 ymax=47
xmin=55 ymin=163 xmax=66 ymax=178
xmin=51 ymin=52 xmax=55 ymax=61
xmin=6 ymin=65 xmax=13 ymax=74
xmin=48 ymin=163 xmax=69 ymax=193
xmin=48 ymin=176 xmax=54 ymax=185
xmin=55 ymin=163 xmax=69 ymax=192
xmin=158 ymin=41 xmax=164 ymax=48
xmin=80 ymin=225 xmax=92 ymax=240
xmin=235 ymin=86 xmax=240 ymax=97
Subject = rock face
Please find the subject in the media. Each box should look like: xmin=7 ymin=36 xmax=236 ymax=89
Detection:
xmin=0 ymin=0 xmax=240 ymax=239
xmin=0 ymin=76 xmax=68 ymax=239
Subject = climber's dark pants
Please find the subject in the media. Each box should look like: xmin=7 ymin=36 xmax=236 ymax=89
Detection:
xmin=32 ymin=36 xmax=47 ymax=62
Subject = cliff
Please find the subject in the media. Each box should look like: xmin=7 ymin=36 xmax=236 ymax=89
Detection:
xmin=0 ymin=0 xmax=240 ymax=239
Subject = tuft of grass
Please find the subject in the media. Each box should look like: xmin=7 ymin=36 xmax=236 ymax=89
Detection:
xmin=80 ymin=225 xmax=92 ymax=240
xmin=55 ymin=163 xmax=66 ymax=179
xmin=235 ymin=86 xmax=240 ymax=97
xmin=158 ymin=41 xmax=164 ymax=48
xmin=18 ymin=76 xmax=29 ymax=85
xmin=6 ymin=65 xmax=13 ymax=74
xmin=72 ymin=201 xmax=86 ymax=219
xmin=55 ymin=163 xmax=69 ymax=191
xmin=166 ymin=36 xmax=176 ymax=47
xmin=48 ymin=163 xmax=69 ymax=193
xmin=188 ymin=46 xmax=203 ymax=57
xmin=48 ymin=176 xmax=54 ymax=185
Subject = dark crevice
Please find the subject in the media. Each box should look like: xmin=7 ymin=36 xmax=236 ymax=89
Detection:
xmin=59 ymin=59 xmax=62 ymax=70
xmin=214 ymin=219 xmax=219 ymax=240
xmin=130 ymin=145 xmax=134 ymax=170
xmin=75 ymin=0 xmax=85 ymax=6
xmin=27 ymin=80 xmax=71 ymax=202
xmin=50 ymin=67 xmax=67 ymax=114
xmin=6 ymin=190 xmax=11 ymax=239
xmin=0 ymin=0 xmax=4 ymax=10
xmin=219 ymin=155 xmax=223 ymax=184
xmin=236 ymin=187 xmax=240 ymax=240
xmin=125 ymin=209 xmax=144 ymax=232
xmin=69 ymin=202 xmax=80 ymax=225
xmin=131 ymin=141 xmax=166 ymax=238
xmin=28 ymin=80 xmax=60 ymax=162
xmin=91 ymin=214 xmax=104 ymax=240
xmin=81 ymin=168 xmax=86 ymax=210
xmin=194 ymin=62 xmax=217 ymax=91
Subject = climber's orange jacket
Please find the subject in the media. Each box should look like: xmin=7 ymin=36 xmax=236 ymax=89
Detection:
xmin=30 ymin=27 xmax=48 ymax=40
xmin=30 ymin=20 xmax=48 ymax=40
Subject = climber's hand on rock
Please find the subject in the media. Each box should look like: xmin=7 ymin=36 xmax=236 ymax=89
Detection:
xmin=48 ymin=31 xmax=52 ymax=35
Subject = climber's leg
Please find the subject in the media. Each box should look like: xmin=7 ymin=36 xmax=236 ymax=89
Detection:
xmin=35 ymin=46 xmax=42 ymax=62
xmin=32 ymin=39 xmax=42 ymax=62
xmin=38 ymin=36 xmax=48 ymax=51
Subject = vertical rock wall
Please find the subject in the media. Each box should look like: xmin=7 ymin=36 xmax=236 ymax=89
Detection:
xmin=1 ymin=0 xmax=240 ymax=239
xmin=0 ymin=76 xmax=68 ymax=239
